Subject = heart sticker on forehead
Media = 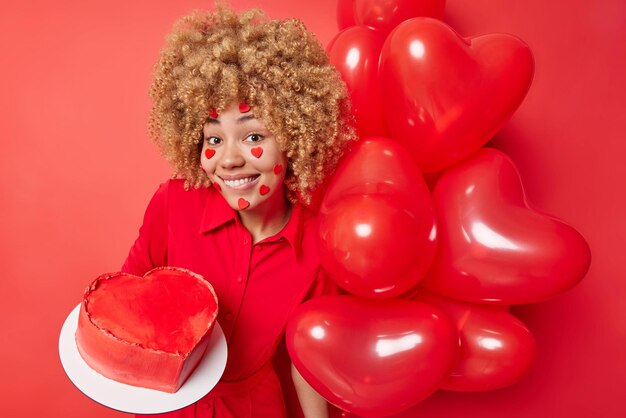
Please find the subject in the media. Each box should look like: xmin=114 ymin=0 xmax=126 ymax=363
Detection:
xmin=251 ymin=147 xmax=263 ymax=158
xmin=205 ymin=149 xmax=216 ymax=159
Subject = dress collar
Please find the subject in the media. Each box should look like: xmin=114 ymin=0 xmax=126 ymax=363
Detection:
xmin=199 ymin=189 xmax=304 ymax=258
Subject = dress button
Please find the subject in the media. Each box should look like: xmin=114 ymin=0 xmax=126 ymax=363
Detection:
xmin=243 ymin=238 xmax=248 ymax=245
xmin=225 ymin=313 xmax=233 ymax=321
xmin=236 ymin=276 xmax=243 ymax=283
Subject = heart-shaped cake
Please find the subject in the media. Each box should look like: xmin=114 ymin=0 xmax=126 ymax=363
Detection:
xmin=75 ymin=267 xmax=218 ymax=393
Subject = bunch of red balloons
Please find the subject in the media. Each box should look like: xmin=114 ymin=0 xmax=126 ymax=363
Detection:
xmin=286 ymin=1 xmax=592 ymax=417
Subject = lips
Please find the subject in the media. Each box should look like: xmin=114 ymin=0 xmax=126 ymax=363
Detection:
xmin=219 ymin=174 xmax=260 ymax=189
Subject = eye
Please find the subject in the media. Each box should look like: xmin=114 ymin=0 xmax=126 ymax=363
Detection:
xmin=205 ymin=136 xmax=221 ymax=146
xmin=245 ymin=133 xmax=264 ymax=143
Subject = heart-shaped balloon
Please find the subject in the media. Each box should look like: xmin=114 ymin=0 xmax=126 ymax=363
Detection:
xmin=380 ymin=18 xmax=534 ymax=172
xmin=414 ymin=290 xmax=536 ymax=391
xmin=287 ymin=295 xmax=458 ymax=417
xmin=319 ymin=138 xmax=437 ymax=298
xmin=422 ymin=148 xmax=591 ymax=304
xmin=322 ymin=137 xmax=434 ymax=215
xmin=327 ymin=26 xmax=387 ymax=138
xmin=354 ymin=0 xmax=446 ymax=37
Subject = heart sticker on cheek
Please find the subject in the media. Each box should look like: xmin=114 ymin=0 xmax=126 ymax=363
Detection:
xmin=238 ymin=198 xmax=250 ymax=210
xmin=205 ymin=149 xmax=216 ymax=159
xmin=259 ymin=185 xmax=270 ymax=195
xmin=251 ymin=147 xmax=263 ymax=158
xmin=273 ymin=164 xmax=283 ymax=175
xmin=213 ymin=182 xmax=221 ymax=192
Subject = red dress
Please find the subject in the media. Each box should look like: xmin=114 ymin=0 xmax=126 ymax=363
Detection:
xmin=123 ymin=179 xmax=335 ymax=418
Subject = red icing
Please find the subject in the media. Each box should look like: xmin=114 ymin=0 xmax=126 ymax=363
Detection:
xmin=75 ymin=267 xmax=218 ymax=393
xmin=251 ymin=147 xmax=263 ymax=158
xmin=205 ymin=149 xmax=216 ymax=159
xmin=238 ymin=198 xmax=250 ymax=210
xmin=273 ymin=164 xmax=283 ymax=174
xmin=259 ymin=185 xmax=270 ymax=195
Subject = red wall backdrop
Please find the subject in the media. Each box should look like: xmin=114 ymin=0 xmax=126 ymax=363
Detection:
xmin=1 ymin=0 xmax=624 ymax=417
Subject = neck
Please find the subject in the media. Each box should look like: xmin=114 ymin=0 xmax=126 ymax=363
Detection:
xmin=239 ymin=195 xmax=292 ymax=244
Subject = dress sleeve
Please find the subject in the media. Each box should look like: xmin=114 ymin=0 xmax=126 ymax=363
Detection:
xmin=121 ymin=182 xmax=169 ymax=275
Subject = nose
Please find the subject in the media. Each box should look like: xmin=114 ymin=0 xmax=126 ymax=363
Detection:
xmin=219 ymin=140 xmax=245 ymax=169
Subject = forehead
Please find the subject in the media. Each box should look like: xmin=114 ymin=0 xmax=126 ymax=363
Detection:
xmin=204 ymin=114 xmax=257 ymax=126
xmin=203 ymin=104 xmax=266 ymax=129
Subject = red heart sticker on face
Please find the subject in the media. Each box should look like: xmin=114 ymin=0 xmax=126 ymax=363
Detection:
xmin=237 ymin=198 xmax=250 ymax=210
xmin=239 ymin=102 xmax=251 ymax=113
xmin=251 ymin=147 xmax=263 ymax=158
xmin=287 ymin=295 xmax=458 ymax=417
xmin=209 ymin=108 xmax=218 ymax=119
xmin=423 ymin=148 xmax=591 ymax=304
xmin=212 ymin=181 xmax=221 ymax=192
xmin=273 ymin=164 xmax=283 ymax=175
xmin=259 ymin=185 xmax=270 ymax=195
xmin=379 ymin=18 xmax=533 ymax=172
xmin=205 ymin=149 xmax=216 ymax=159
xmin=75 ymin=267 xmax=218 ymax=393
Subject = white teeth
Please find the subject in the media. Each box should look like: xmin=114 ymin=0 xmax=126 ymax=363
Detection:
xmin=223 ymin=176 xmax=256 ymax=187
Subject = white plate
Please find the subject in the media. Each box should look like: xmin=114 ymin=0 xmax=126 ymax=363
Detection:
xmin=59 ymin=304 xmax=227 ymax=414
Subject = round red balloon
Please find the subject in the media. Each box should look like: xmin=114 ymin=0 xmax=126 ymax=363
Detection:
xmin=415 ymin=291 xmax=536 ymax=391
xmin=287 ymin=295 xmax=458 ymax=417
xmin=327 ymin=26 xmax=387 ymax=138
xmin=422 ymin=148 xmax=592 ymax=304
xmin=319 ymin=138 xmax=437 ymax=298
xmin=336 ymin=0 xmax=356 ymax=30
xmin=354 ymin=0 xmax=446 ymax=36
xmin=380 ymin=18 xmax=534 ymax=172
xmin=319 ymin=193 xmax=434 ymax=298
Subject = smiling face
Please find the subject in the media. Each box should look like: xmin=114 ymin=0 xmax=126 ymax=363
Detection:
xmin=200 ymin=101 xmax=288 ymax=214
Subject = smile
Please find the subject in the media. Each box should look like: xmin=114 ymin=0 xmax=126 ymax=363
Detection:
xmin=220 ymin=175 xmax=260 ymax=189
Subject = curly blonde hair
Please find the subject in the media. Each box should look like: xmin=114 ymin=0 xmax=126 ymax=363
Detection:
xmin=148 ymin=5 xmax=356 ymax=203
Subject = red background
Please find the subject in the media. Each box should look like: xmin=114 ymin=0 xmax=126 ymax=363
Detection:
xmin=1 ymin=0 xmax=624 ymax=417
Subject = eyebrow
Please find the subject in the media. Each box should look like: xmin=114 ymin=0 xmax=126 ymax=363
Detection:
xmin=206 ymin=114 xmax=257 ymax=125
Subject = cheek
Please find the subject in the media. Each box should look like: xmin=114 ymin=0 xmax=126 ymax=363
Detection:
xmin=204 ymin=148 xmax=216 ymax=159
xmin=252 ymin=149 xmax=285 ymax=174
xmin=200 ymin=149 xmax=218 ymax=174
xmin=250 ymin=147 xmax=263 ymax=158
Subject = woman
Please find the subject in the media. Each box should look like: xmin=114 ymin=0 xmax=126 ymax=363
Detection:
xmin=123 ymin=5 xmax=356 ymax=418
